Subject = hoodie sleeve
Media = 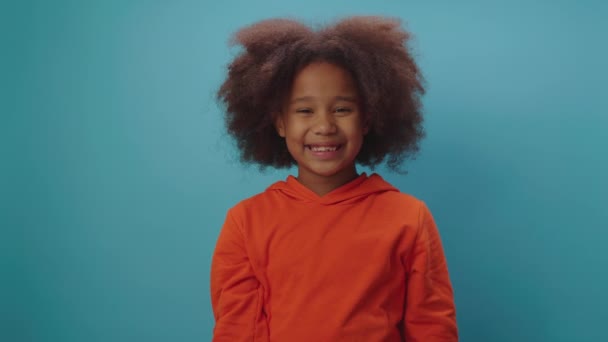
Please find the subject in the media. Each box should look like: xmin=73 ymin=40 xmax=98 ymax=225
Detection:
xmin=402 ymin=202 xmax=458 ymax=341
xmin=210 ymin=209 xmax=268 ymax=341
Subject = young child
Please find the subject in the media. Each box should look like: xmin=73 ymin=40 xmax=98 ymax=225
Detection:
xmin=211 ymin=16 xmax=458 ymax=341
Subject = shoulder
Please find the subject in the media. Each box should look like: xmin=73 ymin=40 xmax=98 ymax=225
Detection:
xmin=225 ymin=181 xmax=285 ymax=220
xmin=370 ymin=173 xmax=425 ymax=204
xmin=368 ymin=173 xmax=431 ymax=220
xmin=381 ymin=189 xmax=423 ymax=206
xmin=379 ymin=191 xmax=429 ymax=223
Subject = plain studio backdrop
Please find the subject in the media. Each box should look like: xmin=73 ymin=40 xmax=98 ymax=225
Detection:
xmin=2 ymin=0 xmax=607 ymax=341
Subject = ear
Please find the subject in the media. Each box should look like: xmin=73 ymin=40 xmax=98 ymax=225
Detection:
xmin=275 ymin=113 xmax=286 ymax=138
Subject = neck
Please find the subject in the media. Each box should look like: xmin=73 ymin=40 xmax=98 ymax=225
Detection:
xmin=296 ymin=166 xmax=359 ymax=197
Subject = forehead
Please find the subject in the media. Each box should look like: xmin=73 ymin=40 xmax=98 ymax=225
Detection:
xmin=289 ymin=62 xmax=358 ymax=99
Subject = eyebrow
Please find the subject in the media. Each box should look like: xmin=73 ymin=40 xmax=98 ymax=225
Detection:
xmin=290 ymin=95 xmax=358 ymax=104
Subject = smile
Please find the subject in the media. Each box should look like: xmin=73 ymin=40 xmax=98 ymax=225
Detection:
xmin=305 ymin=144 xmax=342 ymax=152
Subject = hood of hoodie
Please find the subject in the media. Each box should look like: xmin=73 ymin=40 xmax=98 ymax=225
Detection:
xmin=266 ymin=173 xmax=398 ymax=206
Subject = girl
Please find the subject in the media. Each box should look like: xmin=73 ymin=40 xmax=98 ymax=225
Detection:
xmin=211 ymin=16 xmax=458 ymax=341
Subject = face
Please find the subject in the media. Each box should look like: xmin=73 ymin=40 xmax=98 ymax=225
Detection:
xmin=275 ymin=62 xmax=368 ymax=186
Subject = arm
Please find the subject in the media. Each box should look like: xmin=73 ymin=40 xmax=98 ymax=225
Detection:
xmin=210 ymin=210 xmax=268 ymax=341
xmin=402 ymin=203 xmax=458 ymax=341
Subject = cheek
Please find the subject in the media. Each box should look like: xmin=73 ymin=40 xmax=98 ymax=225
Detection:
xmin=348 ymin=125 xmax=366 ymax=144
xmin=284 ymin=135 xmax=304 ymax=155
xmin=285 ymin=125 xmax=308 ymax=142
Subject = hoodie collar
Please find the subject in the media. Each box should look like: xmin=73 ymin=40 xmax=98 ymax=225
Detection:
xmin=267 ymin=173 xmax=398 ymax=205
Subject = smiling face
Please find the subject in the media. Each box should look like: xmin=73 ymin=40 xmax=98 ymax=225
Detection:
xmin=275 ymin=62 xmax=368 ymax=192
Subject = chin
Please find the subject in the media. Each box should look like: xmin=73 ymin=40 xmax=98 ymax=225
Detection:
xmin=307 ymin=164 xmax=352 ymax=177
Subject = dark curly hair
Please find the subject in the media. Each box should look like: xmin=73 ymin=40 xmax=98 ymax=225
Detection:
xmin=217 ymin=16 xmax=425 ymax=171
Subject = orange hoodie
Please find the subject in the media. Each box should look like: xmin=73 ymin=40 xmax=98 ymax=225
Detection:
xmin=211 ymin=173 xmax=457 ymax=341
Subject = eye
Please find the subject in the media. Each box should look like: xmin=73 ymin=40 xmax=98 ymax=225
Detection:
xmin=295 ymin=108 xmax=313 ymax=114
xmin=334 ymin=107 xmax=353 ymax=115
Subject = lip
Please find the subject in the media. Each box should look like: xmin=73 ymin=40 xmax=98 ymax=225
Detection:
xmin=305 ymin=144 xmax=343 ymax=160
xmin=306 ymin=143 xmax=341 ymax=146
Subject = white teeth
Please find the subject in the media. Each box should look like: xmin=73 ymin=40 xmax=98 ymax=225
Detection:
xmin=309 ymin=146 xmax=338 ymax=152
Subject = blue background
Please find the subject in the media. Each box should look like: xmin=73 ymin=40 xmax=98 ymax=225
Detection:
xmin=3 ymin=0 xmax=607 ymax=341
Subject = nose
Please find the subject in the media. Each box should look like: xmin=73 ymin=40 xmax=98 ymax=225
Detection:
xmin=313 ymin=112 xmax=337 ymax=135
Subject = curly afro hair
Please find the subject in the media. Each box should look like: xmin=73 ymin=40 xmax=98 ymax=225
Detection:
xmin=217 ymin=16 xmax=425 ymax=172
